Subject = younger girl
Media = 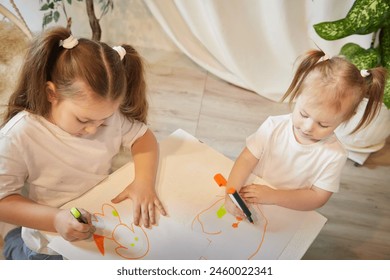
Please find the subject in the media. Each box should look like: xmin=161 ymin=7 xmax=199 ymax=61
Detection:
xmin=0 ymin=27 xmax=166 ymax=259
xmin=225 ymin=49 xmax=386 ymax=217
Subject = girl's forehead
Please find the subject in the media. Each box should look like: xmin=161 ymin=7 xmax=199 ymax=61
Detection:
xmin=68 ymin=96 xmax=121 ymax=119
xmin=68 ymin=80 xmax=121 ymax=104
xmin=296 ymin=94 xmax=346 ymax=124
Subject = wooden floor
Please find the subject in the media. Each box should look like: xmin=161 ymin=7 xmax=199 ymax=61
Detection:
xmin=140 ymin=48 xmax=390 ymax=260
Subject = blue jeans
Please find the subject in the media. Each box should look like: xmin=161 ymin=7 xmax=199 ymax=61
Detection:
xmin=3 ymin=227 xmax=62 ymax=260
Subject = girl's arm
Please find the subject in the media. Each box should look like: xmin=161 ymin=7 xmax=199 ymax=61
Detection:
xmin=228 ymin=147 xmax=332 ymax=211
xmin=111 ymin=129 xmax=166 ymax=227
xmin=0 ymin=194 xmax=94 ymax=241
xmin=225 ymin=147 xmax=259 ymax=216
xmin=240 ymin=184 xmax=332 ymax=211
xmin=227 ymin=147 xmax=259 ymax=191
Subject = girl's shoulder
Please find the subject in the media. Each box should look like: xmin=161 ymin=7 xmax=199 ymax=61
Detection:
xmin=1 ymin=111 xmax=30 ymax=135
xmin=323 ymin=134 xmax=348 ymax=158
xmin=0 ymin=111 xmax=48 ymax=139
xmin=264 ymin=114 xmax=291 ymax=126
xmin=258 ymin=114 xmax=291 ymax=135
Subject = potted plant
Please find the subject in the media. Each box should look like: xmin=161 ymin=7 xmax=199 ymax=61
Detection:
xmin=313 ymin=0 xmax=390 ymax=156
xmin=39 ymin=0 xmax=113 ymax=41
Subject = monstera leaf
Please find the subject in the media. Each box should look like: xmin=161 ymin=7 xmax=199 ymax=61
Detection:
xmin=314 ymin=0 xmax=390 ymax=108
xmin=313 ymin=0 xmax=390 ymax=40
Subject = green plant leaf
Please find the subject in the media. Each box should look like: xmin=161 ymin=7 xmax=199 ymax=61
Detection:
xmin=380 ymin=26 xmax=390 ymax=68
xmin=40 ymin=3 xmax=51 ymax=11
xmin=379 ymin=25 xmax=390 ymax=108
xmin=99 ymin=0 xmax=114 ymax=17
xmin=314 ymin=0 xmax=390 ymax=40
xmin=53 ymin=11 xmax=60 ymax=22
xmin=383 ymin=79 xmax=390 ymax=108
xmin=42 ymin=12 xmax=53 ymax=29
xmin=340 ymin=42 xmax=365 ymax=57
xmin=340 ymin=43 xmax=380 ymax=69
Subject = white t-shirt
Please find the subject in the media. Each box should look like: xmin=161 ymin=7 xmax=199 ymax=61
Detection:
xmin=0 ymin=110 xmax=147 ymax=254
xmin=246 ymin=114 xmax=347 ymax=192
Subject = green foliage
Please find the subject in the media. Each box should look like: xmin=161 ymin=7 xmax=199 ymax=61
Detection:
xmin=39 ymin=0 xmax=113 ymax=30
xmin=314 ymin=0 xmax=390 ymax=109
xmin=340 ymin=43 xmax=380 ymax=69
xmin=314 ymin=0 xmax=390 ymax=40
xmin=40 ymin=0 xmax=82 ymax=28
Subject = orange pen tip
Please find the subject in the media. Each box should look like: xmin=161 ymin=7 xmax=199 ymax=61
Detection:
xmin=227 ymin=187 xmax=236 ymax=194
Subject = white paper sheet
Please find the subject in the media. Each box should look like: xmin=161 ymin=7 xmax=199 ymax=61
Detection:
xmin=48 ymin=129 xmax=326 ymax=259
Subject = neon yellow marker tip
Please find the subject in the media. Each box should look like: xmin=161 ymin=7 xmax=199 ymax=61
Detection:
xmin=70 ymin=207 xmax=87 ymax=224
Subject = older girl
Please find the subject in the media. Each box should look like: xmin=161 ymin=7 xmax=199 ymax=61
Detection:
xmin=0 ymin=27 xmax=166 ymax=259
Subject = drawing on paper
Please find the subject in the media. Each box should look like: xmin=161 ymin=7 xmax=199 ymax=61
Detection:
xmin=91 ymin=203 xmax=150 ymax=259
xmin=191 ymin=173 xmax=268 ymax=259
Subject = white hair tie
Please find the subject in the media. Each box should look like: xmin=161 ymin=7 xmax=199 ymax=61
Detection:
xmin=360 ymin=69 xmax=370 ymax=77
xmin=113 ymin=46 xmax=126 ymax=60
xmin=318 ymin=55 xmax=330 ymax=63
xmin=60 ymin=35 xmax=79 ymax=49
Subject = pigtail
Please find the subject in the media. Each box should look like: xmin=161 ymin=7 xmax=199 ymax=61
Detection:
xmin=119 ymin=45 xmax=148 ymax=123
xmin=351 ymin=67 xmax=387 ymax=133
xmin=281 ymin=50 xmax=325 ymax=103
xmin=2 ymin=27 xmax=71 ymax=125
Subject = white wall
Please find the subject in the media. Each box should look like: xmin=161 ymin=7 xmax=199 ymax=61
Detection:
xmin=1 ymin=0 xmax=179 ymax=51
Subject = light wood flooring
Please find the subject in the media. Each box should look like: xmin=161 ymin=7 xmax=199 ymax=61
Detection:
xmin=140 ymin=48 xmax=390 ymax=260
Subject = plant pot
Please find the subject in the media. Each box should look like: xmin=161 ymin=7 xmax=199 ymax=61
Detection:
xmin=335 ymin=98 xmax=390 ymax=153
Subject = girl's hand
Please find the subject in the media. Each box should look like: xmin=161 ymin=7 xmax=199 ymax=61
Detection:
xmin=239 ymin=184 xmax=275 ymax=204
xmin=54 ymin=208 xmax=95 ymax=241
xmin=224 ymin=194 xmax=245 ymax=219
xmin=111 ymin=180 xmax=166 ymax=228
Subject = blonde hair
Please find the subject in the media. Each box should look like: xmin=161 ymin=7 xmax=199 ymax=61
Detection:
xmin=2 ymin=26 xmax=147 ymax=126
xmin=282 ymin=49 xmax=387 ymax=133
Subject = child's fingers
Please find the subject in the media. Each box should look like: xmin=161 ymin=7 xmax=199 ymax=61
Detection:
xmin=240 ymin=185 xmax=259 ymax=198
xmin=154 ymin=199 xmax=166 ymax=216
xmin=148 ymin=204 xmax=156 ymax=225
xmin=63 ymin=222 xmax=95 ymax=241
xmin=224 ymin=196 xmax=244 ymax=217
xmin=70 ymin=228 xmax=93 ymax=240
xmin=132 ymin=204 xmax=141 ymax=226
xmin=141 ymin=204 xmax=150 ymax=228
xmin=239 ymin=185 xmax=253 ymax=193
xmin=111 ymin=190 xmax=127 ymax=204
xmin=78 ymin=208 xmax=93 ymax=224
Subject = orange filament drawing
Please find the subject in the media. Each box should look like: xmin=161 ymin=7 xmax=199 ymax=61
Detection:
xmin=92 ymin=203 xmax=150 ymax=259
xmin=193 ymin=198 xmax=268 ymax=259
xmin=93 ymin=234 xmax=105 ymax=255
xmin=191 ymin=173 xmax=270 ymax=259
xmin=191 ymin=197 xmax=224 ymax=235
xmin=247 ymin=204 xmax=268 ymax=260
xmin=232 ymin=216 xmax=243 ymax=228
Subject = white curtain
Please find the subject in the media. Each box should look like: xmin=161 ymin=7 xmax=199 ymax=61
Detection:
xmin=143 ymin=0 xmax=372 ymax=102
